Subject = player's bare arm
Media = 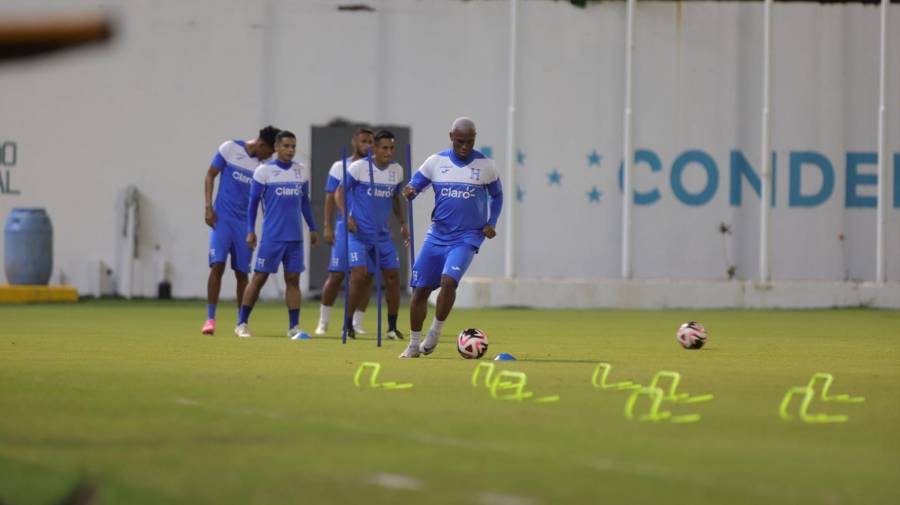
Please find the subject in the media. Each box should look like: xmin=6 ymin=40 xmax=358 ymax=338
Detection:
xmin=246 ymin=231 xmax=257 ymax=250
xmin=323 ymin=192 xmax=336 ymax=245
xmin=335 ymin=185 xmax=357 ymax=233
xmin=204 ymin=166 xmax=219 ymax=228
xmin=402 ymin=185 xmax=418 ymax=200
xmin=392 ymin=191 xmax=409 ymax=246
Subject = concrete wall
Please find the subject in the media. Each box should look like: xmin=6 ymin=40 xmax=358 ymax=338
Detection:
xmin=0 ymin=0 xmax=897 ymax=299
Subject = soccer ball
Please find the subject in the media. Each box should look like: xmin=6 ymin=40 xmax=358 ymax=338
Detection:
xmin=457 ymin=328 xmax=489 ymax=359
xmin=676 ymin=321 xmax=707 ymax=350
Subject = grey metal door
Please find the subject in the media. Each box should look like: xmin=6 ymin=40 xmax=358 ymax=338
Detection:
xmin=309 ymin=124 xmax=412 ymax=295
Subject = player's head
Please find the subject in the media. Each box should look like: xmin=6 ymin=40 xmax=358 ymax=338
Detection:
xmin=352 ymin=128 xmax=374 ymax=158
xmin=274 ymin=130 xmax=296 ymax=163
xmin=256 ymin=125 xmax=281 ymax=159
xmin=372 ymin=129 xmax=395 ymax=166
xmin=449 ymin=117 xmax=476 ymax=160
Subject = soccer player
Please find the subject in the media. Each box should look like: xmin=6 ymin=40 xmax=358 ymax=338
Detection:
xmin=399 ymin=118 xmax=502 ymax=358
xmin=234 ymin=130 xmax=319 ymax=338
xmin=335 ymin=130 xmax=409 ymax=340
xmin=315 ymin=128 xmax=376 ymax=336
xmin=202 ymin=126 xmax=279 ymax=335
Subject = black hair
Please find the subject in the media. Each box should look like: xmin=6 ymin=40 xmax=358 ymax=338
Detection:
xmin=373 ymin=129 xmax=395 ymax=143
xmin=275 ymin=130 xmax=296 ymax=143
xmin=258 ymin=125 xmax=280 ymax=147
xmin=355 ymin=127 xmax=374 ymax=136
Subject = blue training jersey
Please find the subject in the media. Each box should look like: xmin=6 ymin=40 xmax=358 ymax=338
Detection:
xmin=344 ymin=158 xmax=404 ymax=243
xmin=211 ymin=140 xmax=262 ymax=222
xmin=248 ymin=159 xmax=316 ymax=242
xmin=408 ymin=149 xmax=503 ymax=249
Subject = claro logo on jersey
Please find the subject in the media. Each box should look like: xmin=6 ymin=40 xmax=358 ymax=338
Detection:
xmin=232 ymin=171 xmax=252 ymax=184
xmin=275 ymin=186 xmax=302 ymax=196
xmin=366 ymin=187 xmax=394 ymax=198
xmin=440 ymin=187 xmax=475 ymax=199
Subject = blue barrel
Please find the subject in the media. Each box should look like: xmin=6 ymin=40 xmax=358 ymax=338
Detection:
xmin=4 ymin=208 xmax=53 ymax=285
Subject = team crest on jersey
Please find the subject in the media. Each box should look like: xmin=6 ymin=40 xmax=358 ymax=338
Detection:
xmin=389 ymin=170 xmax=397 ymax=183
xmin=470 ymin=168 xmax=481 ymax=180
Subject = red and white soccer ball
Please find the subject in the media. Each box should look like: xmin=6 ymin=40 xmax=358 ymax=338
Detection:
xmin=676 ymin=321 xmax=707 ymax=350
xmin=457 ymin=328 xmax=489 ymax=359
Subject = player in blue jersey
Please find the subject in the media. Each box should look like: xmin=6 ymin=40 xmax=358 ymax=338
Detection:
xmin=234 ymin=131 xmax=319 ymax=338
xmin=399 ymin=118 xmax=502 ymax=358
xmin=202 ymin=126 xmax=280 ymax=335
xmin=335 ymin=130 xmax=409 ymax=340
xmin=315 ymin=128 xmax=377 ymax=336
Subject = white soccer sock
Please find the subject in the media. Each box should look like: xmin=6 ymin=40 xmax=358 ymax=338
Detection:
xmin=429 ymin=318 xmax=445 ymax=336
xmin=410 ymin=331 xmax=422 ymax=346
xmin=319 ymin=304 xmax=331 ymax=324
xmin=353 ymin=309 xmax=365 ymax=327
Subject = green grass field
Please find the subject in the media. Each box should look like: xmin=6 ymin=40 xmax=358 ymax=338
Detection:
xmin=2 ymin=300 xmax=898 ymax=505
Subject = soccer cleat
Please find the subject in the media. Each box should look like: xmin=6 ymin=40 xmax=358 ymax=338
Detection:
xmin=201 ymin=319 xmax=216 ymax=335
xmin=386 ymin=329 xmax=404 ymax=340
xmin=344 ymin=327 xmax=356 ymax=340
xmin=288 ymin=327 xmax=311 ymax=340
xmin=353 ymin=325 xmax=368 ymax=335
xmin=234 ymin=323 xmax=252 ymax=338
xmin=314 ymin=322 xmax=327 ymax=336
xmin=398 ymin=343 xmax=420 ymax=358
xmin=419 ymin=332 xmax=440 ymax=355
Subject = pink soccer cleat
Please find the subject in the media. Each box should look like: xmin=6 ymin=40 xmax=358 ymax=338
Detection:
xmin=201 ymin=319 xmax=216 ymax=335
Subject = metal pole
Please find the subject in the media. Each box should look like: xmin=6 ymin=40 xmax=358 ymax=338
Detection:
xmin=405 ymin=144 xmax=416 ymax=273
xmin=759 ymin=0 xmax=773 ymax=283
xmin=341 ymin=149 xmax=350 ymax=344
xmin=621 ymin=0 xmax=636 ymax=279
xmin=367 ymin=150 xmax=382 ymax=347
xmin=504 ymin=0 xmax=518 ymax=279
xmin=875 ymin=0 xmax=889 ymax=283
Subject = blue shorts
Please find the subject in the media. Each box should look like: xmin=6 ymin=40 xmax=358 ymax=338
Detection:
xmin=329 ymin=222 xmax=377 ymax=273
xmin=209 ymin=218 xmax=252 ymax=273
xmin=255 ymin=240 xmax=304 ymax=274
xmin=410 ymin=242 xmax=476 ymax=289
xmin=348 ymin=234 xmax=400 ymax=272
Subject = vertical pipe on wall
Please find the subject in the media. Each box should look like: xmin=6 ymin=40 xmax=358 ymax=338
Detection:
xmin=621 ymin=0 xmax=636 ymax=279
xmin=504 ymin=0 xmax=518 ymax=279
xmin=875 ymin=0 xmax=889 ymax=283
xmin=759 ymin=0 xmax=773 ymax=283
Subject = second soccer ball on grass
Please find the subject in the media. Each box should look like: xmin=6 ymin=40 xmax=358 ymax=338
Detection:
xmin=676 ymin=321 xmax=707 ymax=349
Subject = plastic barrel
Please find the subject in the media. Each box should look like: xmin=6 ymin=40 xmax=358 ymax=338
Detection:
xmin=4 ymin=208 xmax=53 ymax=285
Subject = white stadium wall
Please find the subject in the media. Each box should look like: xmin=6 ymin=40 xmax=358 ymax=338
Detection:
xmin=0 ymin=0 xmax=897 ymax=307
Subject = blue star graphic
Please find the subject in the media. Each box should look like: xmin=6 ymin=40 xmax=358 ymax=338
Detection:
xmin=479 ymin=146 xmax=493 ymax=159
xmin=587 ymin=150 xmax=602 ymax=167
xmin=548 ymin=169 xmax=562 ymax=185
xmin=516 ymin=186 xmax=525 ymax=202
xmin=516 ymin=149 xmax=526 ymax=166
xmin=587 ymin=186 xmax=602 ymax=203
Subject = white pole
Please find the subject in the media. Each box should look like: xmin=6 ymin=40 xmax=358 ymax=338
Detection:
xmin=759 ymin=0 xmax=773 ymax=283
xmin=875 ymin=0 xmax=888 ymax=283
xmin=504 ymin=0 xmax=518 ymax=279
xmin=621 ymin=0 xmax=636 ymax=279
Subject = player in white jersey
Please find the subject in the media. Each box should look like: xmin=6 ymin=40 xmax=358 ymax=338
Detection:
xmin=315 ymin=128 xmax=376 ymax=336
xmin=399 ymin=118 xmax=503 ymax=358
xmin=202 ymin=126 xmax=279 ymax=335
xmin=335 ymin=130 xmax=409 ymax=340
xmin=234 ymin=131 xmax=319 ymax=338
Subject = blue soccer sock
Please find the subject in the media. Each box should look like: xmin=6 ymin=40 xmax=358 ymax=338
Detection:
xmin=238 ymin=305 xmax=253 ymax=325
xmin=207 ymin=304 xmax=217 ymax=320
xmin=289 ymin=309 xmax=299 ymax=329
xmin=388 ymin=314 xmax=398 ymax=331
